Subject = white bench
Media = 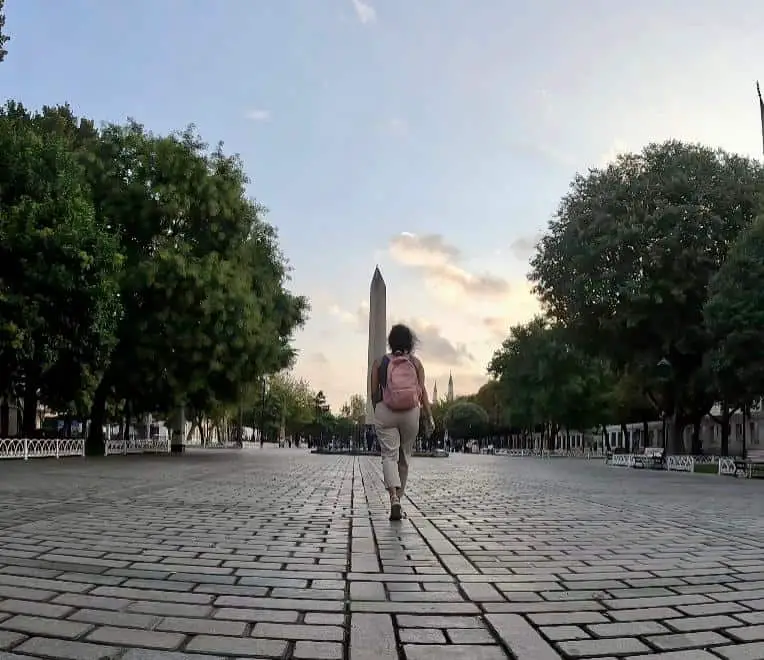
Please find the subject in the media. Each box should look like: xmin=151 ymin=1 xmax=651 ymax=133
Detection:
xmin=633 ymin=447 xmax=665 ymax=469
xmin=735 ymin=448 xmax=764 ymax=478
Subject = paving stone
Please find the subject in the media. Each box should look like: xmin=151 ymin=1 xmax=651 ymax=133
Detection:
xmin=558 ymin=637 xmax=651 ymax=656
xmin=666 ymin=614 xmax=743 ymax=631
xmin=184 ymin=635 xmax=288 ymax=657
xmin=293 ymin=641 xmax=343 ymax=659
xmin=0 ymin=614 xmax=93 ymax=640
xmin=447 ymin=627 xmax=496 ymax=643
xmin=350 ymin=613 xmax=397 ymax=660
xmin=0 ymin=598 xmax=74 ymax=618
xmin=86 ymin=625 xmax=186 ymax=650
xmin=587 ymin=620 xmax=670 ymax=636
xmin=625 ymin=652 xmax=720 ymax=659
xmin=647 ymin=630 xmax=729 ymax=650
xmin=120 ymin=652 xmax=223 ymax=660
xmin=0 ymin=630 xmax=26 ymax=650
xmin=14 ymin=636 xmax=121 ymax=660
xmin=155 ymin=616 xmax=246 ymax=636
xmin=399 ymin=628 xmax=447 ymax=643
xmin=486 ymin=613 xmax=560 ymax=659
xmin=403 ymin=646 xmax=509 ymax=659
xmin=252 ymin=622 xmax=344 ymax=641
xmin=715 ymin=642 xmax=764 ymax=659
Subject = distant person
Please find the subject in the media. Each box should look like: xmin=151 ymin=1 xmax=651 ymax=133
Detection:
xmin=370 ymin=324 xmax=434 ymax=521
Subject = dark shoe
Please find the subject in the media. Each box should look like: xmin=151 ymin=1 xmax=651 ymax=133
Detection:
xmin=389 ymin=496 xmax=402 ymax=521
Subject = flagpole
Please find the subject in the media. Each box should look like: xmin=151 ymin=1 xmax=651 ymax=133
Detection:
xmin=757 ymin=81 xmax=764 ymax=158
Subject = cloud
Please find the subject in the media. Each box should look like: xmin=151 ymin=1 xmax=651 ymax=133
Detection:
xmin=388 ymin=232 xmax=510 ymax=300
xmin=597 ymin=138 xmax=630 ymax=168
xmin=328 ymin=301 xmax=472 ymax=367
xmin=306 ymin=351 xmax=328 ymax=365
xmin=479 ymin=281 xmax=543 ymax=342
xmin=350 ymin=0 xmax=376 ymax=24
xmin=509 ymin=232 xmax=543 ymax=262
xmin=404 ymin=318 xmax=474 ymax=367
xmin=483 ymin=317 xmax=508 ymax=340
xmin=246 ymin=109 xmax=271 ymax=122
xmin=384 ymin=118 xmax=409 ymax=137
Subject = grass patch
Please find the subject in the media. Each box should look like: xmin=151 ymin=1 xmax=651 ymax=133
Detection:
xmin=693 ymin=462 xmax=719 ymax=474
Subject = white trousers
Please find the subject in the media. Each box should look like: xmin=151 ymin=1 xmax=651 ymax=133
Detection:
xmin=374 ymin=402 xmax=420 ymax=492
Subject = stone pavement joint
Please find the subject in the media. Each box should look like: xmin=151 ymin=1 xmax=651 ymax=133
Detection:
xmin=2 ymin=450 xmax=764 ymax=658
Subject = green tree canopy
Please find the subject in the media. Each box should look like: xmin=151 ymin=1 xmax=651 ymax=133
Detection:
xmin=529 ymin=140 xmax=764 ymax=451
xmin=0 ymin=103 xmax=121 ymax=434
xmin=488 ymin=317 xmax=609 ymax=444
xmin=705 ymin=215 xmax=764 ymax=407
xmin=0 ymin=0 xmax=8 ymax=63
xmin=444 ymin=401 xmax=489 ymax=440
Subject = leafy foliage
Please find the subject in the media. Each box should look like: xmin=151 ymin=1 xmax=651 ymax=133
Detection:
xmin=705 ymin=215 xmax=764 ymax=407
xmin=0 ymin=0 xmax=8 ymax=63
xmin=0 ymin=100 xmax=308 ymax=448
xmin=444 ymin=401 xmax=489 ymax=440
xmin=0 ymin=103 xmax=121 ymax=433
xmin=515 ymin=140 xmax=764 ymax=453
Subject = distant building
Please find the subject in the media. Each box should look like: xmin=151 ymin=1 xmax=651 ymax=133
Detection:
xmin=447 ymin=373 xmax=454 ymax=403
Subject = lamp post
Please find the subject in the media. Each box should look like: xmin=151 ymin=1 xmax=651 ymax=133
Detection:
xmin=259 ymin=375 xmax=269 ymax=448
xmin=657 ymin=357 xmax=673 ymax=451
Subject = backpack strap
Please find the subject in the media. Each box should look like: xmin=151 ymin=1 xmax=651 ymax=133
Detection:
xmin=378 ymin=355 xmax=390 ymax=389
xmin=373 ymin=355 xmax=390 ymax=406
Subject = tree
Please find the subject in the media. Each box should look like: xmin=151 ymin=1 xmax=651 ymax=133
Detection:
xmin=488 ymin=317 xmax=611 ymax=449
xmin=75 ymin=120 xmax=307 ymax=453
xmin=705 ymin=214 xmax=764 ymax=453
xmin=530 ymin=141 xmax=764 ymax=453
xmin=0 ymin=103 xmax=121 ymax=435
xmin=0 ymin=0 xmax=9 ymax=63
xmin=340 ymin=394 xmax=365 ymax=422
xmin=444 ymin=401 xmax=489 ymax=441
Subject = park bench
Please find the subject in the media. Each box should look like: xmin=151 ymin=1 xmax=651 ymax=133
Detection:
xmin=633 ymin=447 xmax=665 ymax=469
xmin=734 ymin=448 xmax=764 ymax=478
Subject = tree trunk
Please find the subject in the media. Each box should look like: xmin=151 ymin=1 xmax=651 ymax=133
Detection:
xmin=602 ymin=425 xmax=611 ymax=451
xmin=22 ymin=383 xmax=38 ymax=437
xmin=709 ymin=403 xmax=732 ymax=457
xmin=670 ymin=412 xmax=683 ymax=455
xmin=86 ymin=376 xmax=110 ymax=456
xmin=186 ymin=418 xmax=200 ymax=444
xmin=642 ymin=420 xmax=649 ymax=449
xmin=691 ymin=418 xmax=702 ymax=455
xmin=620 ymin=423 xmax=630 ymax=453
xmin=0 ymin=396 xmax=9 ymax=437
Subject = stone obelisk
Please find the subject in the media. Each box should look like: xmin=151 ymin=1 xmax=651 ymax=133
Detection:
xmin=366 ymin=267 xmax=387 ymax=424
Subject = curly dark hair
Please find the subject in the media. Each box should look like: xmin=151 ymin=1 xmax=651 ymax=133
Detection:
xmin=388 ymin=324 xmax=417 ymax=355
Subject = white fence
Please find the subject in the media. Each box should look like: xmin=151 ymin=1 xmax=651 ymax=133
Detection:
xmin=0 ymin=437 xmax=85 ymax=460
xmin=0 ymin=436 xmax=170 ymax=460
xmin=609 ymin=453 xmax=745 ymax=477
xmin=104 ymin=436 xmax=170 ymax=456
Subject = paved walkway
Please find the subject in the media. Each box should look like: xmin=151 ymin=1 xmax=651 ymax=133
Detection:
xmin=1 ymin=451 xmax=764 ymax=659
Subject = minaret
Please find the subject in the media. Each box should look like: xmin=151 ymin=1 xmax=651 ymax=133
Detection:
xmin=432 ymin=381 xmax=438 ymax=404
xmin=447 ymin=372 xmax=454 ymax=402
xmin=365 ymin=267 xmax=387 ymax=423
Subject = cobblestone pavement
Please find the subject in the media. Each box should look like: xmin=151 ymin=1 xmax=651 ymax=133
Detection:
xmin=2 ymin=451 xmax=764 ymax=659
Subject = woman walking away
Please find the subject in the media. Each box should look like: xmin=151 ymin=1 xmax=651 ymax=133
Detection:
xmin=370 ymin=324 xmax=434 ymax=521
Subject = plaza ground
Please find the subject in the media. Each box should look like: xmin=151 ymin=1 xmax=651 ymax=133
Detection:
xmin=1 ymin=451 xmax=764 ymax=658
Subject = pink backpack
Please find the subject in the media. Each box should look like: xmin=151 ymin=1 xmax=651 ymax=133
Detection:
xmin=382 ymin=354 xmax=421 ymax=411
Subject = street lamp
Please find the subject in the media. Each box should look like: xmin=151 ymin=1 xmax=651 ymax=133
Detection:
xmin=656 ymin=357 xmax=672 ymax=450
xmin=259 ymin=375 xmax=269 ymax=448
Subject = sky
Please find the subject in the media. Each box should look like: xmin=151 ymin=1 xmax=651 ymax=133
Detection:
xmin=3 ymin=0 xmax=764 ymax=410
